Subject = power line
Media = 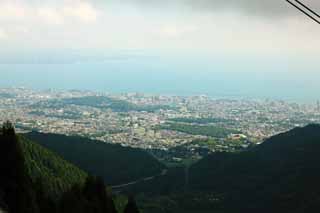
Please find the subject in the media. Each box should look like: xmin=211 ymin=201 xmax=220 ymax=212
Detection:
xmin=285 ymin=0 xmax=320 ymax=24
xmin=294 ymin=0 xmax=320 ymax=19
xmin=286 ymin=0 xmax=320 ymax=24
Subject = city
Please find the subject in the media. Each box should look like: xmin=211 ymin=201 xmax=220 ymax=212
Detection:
xmin=1 ymin=87 xmax=319 ymax=158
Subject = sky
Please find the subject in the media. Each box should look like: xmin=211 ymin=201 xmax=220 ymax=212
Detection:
xmin=0 ymin=0 xmax=319 ymax=101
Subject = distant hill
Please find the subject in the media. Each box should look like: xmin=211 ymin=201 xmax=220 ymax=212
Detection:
xmin=24 ymin=132 xmax=166 ymax=185
xmin=190 ymin=124 xmax=320 ymax=212
xmin=158 ymin=122 xmax=240 ymax=138
xmin=33 ymin=96 xmax=174 ymax=113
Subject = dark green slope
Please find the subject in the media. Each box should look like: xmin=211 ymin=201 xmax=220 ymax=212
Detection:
xmin=0 ymin=122 xmax=135 ymax=213
xmin=190 ymin=124 xmax=320 ymax=212
xmin=24 ymin=132 xmax=165 ymax=185
xmin=19 ymin=135 xmax=87 ymax=198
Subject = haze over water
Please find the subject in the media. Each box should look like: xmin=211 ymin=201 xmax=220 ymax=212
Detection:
xmin=1 ymin=53 xmax=319 ymax=103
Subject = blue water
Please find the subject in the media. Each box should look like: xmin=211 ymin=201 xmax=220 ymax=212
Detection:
xmin=0 ymin=55 xmax=319 ymax=103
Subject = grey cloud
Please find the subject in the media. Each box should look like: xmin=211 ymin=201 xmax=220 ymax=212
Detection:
xmin=18 ymin=0 xmax=320 ymax=18
xmin=103 ymin=0 xmax=320 ymax=18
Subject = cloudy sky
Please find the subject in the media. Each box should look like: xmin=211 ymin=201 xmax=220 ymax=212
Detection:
xmin=0 ymin=0 xmax=319 ymax=100
xmin=0 ymin=0 xmax=319 ymax=57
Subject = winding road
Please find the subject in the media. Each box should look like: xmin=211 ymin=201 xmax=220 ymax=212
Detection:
xmin=111 ymin=169 xmax=168 ymax=191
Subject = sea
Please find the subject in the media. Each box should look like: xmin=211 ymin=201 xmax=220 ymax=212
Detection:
xmin=0 ymin=57 xmax=319 ymax=103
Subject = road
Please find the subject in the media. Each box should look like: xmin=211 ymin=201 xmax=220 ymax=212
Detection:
xmin=111 ymin=169 xmax=168 ymax=190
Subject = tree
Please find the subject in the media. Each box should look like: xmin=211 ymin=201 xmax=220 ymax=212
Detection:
xmin=124 ymin=196 xmax=139 ymax=213
xmin=83 ymin=176 xmax=117 ymax=213
xmin=1 ymin=120 xmax=15 ymax=136
xmin=59 ymin=184 xmax=87 ymax=213
xmin=0 ymin=121 xmax=39 ymax=213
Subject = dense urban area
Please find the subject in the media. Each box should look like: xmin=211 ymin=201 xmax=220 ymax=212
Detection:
xmin=1 ymin=87 xmax=320 ymax=164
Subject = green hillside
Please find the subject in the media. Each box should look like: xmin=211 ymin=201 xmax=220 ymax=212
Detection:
xmin=19 ymin=135 xmax=87 ymax=198
xmin=158 ymin=122 xmax=240 ymax=138
xmin=33 ymin=96 xmax=174 ymax=113
xmin=0 ymin=122 xmax=137 ymax=213
xmin=24 ymin=132 xmax=166 ymax=185
xmin=125 ymin=124 xmax=320 ymax=213
xmin=189 ymin=124 xmax=320 ymax=212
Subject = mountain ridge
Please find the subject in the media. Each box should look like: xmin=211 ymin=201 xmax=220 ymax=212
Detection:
xmin=19 ymin=135 xmax=87 ymax=198
xmin=0 ymin=122 xmax=138 ymax=213
xmin=24 ymin=131 xmax=166 ymax=185
xmin=188 ymin=124 xmax=320 ymax=212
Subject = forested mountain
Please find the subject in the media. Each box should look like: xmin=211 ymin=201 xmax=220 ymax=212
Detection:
xmin=24 ymin=132 xmax=165 ymax=185
xmin=0 ymin=122 xmax=139 ymax=213
xmin=20 ymin=135 xmax=87 ymax=198
xmin=123 ymin=124 xmax=320 ymax=213
xmin=0 ymin=121 xmax=38 ymax=213
xmin=189 ymin=124 xmax=320 ymax=212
